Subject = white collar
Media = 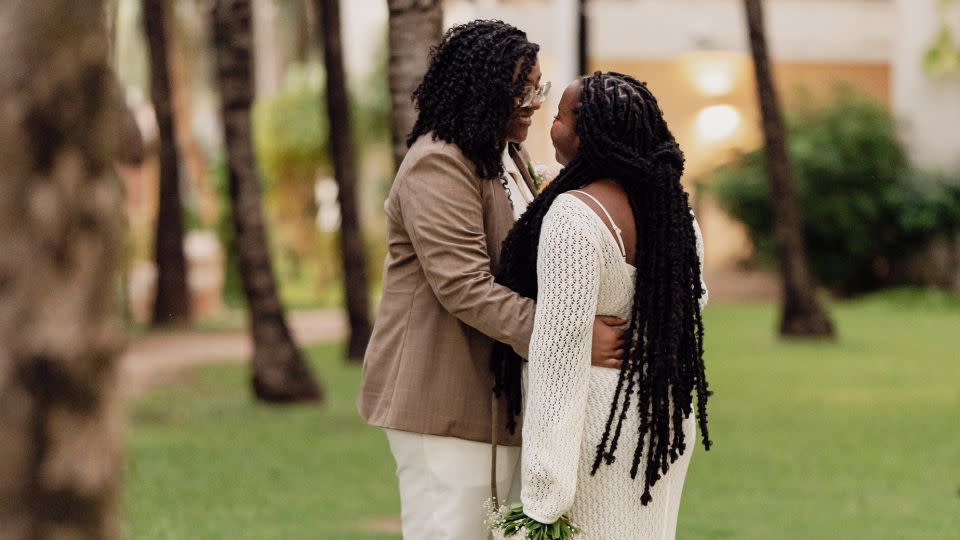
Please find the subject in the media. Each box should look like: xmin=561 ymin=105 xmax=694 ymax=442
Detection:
xmin=502 ymin=146 xmax=521 ymax=175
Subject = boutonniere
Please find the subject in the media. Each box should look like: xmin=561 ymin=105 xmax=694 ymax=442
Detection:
xmin=526 ymin=160 xmax=558 ymax=193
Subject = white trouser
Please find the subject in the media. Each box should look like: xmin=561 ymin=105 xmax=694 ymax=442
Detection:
xmin=385 ymin=428 xmax=521 ymax=540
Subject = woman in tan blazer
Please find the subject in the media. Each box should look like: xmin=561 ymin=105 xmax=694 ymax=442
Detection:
xmin=358 ymin=21 xmax=623 ymax=539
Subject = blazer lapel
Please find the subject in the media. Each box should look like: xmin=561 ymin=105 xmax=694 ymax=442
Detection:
xmin=486 ymin=174 xmax=514 ymax=272
xmin=509 ymin=143 xmax=540 ymax=196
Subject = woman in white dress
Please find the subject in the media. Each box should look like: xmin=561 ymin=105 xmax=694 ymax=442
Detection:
xmin=491 ymin=72 xmax=713 ymax=539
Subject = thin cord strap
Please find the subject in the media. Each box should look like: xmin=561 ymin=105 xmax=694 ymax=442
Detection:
xmin=490 ymin=394 xmax=500 ymax=505
xmin=569 ymin=190 xmax=627 ymax=257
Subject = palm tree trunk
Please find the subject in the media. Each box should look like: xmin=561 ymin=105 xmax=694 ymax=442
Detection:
xmin=212 ymin=0 xmax=323 ymax=402
xmin=316 ymin=0 xmax=373 ymax=361
xmin=577 ymin=0 xmax=589 ymax=75
xmin=0 ymin=2 xmax=124 ymax=538
xmin=144 ymin=0 xmax=190 ymax=325
xmin=743 ymin=0 xmax=834 ymax=338
xmin=386 ymin=0 xmax=442 ymax=170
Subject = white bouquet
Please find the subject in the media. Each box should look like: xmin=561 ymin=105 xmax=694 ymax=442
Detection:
xmin=485 ymin=499 xmax=581 ymax=540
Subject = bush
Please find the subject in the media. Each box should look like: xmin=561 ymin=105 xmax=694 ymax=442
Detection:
xmin=711 ymin=89 xmax=960 ymax=295
xmin=253 ymin=63 xmax=330 ymax=186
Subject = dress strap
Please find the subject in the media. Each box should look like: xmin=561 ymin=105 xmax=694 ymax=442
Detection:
xmin=569 ymin=190 xmax=626 ymax=258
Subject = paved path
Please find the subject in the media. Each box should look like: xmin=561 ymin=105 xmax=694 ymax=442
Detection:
xmin=119 ymin=309 xmax=346 ymax=399
xmin=119 ymin=270 xmax=777 ymax=399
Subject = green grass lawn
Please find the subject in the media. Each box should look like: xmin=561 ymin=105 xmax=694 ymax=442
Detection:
xmin=124 ymin=291 xmax=960 ymax=539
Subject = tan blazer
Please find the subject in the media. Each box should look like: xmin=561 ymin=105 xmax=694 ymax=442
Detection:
xmin=358 ymin=134 xmax=540 ymax=446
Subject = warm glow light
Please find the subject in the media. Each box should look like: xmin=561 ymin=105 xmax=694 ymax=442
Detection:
xmin=696 ymin=105 xmax=741 ymax=141
xmin=693 ymin=64 xmax=734 ymax=96
xmin=680 ymin=50 xmax=745 ymax=97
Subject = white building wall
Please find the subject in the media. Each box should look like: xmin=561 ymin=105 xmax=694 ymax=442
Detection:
xmin=443 ymin=0 xmax=897 ymax=164
xmin=892 ymin=0 xmax=960 ymax=171
xmin=445 ymin=0 xmax=894 ymax=63
xmin=352 ymin=0 xmax=960 ymax=171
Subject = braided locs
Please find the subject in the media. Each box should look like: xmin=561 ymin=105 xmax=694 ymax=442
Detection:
xmin=406 ymin=20 xmax=539 ymax=179
xmin=492 ymin=72 xmax=712 ymax=506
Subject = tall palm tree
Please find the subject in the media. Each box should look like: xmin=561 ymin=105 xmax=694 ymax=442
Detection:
xmin=743 ymin=0 xmax=834 ymax=337
xmin=315 ymin=0 xmax=373 ymax=361
xmin=0 ymin=1 xmax=124 ymax=537
xmin=386 ymin=0 xmax=442 ymax=170
xmin=212 ymin=0 xmax=323 ymax=402
xmin=144 ymin=0 xmax=190 ymax=325
xmin=577 ymin=0 xmax=589 ymax=75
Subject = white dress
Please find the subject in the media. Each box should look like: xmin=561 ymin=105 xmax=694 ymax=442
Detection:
xmin=519 ymin=193 xmax=708 ymax=540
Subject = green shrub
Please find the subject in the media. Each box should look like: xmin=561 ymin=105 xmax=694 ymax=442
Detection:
xmin=253 ymin=63 xmax=330 ymax=186
xmin=711 ymin=89 xmax=960 ymax=295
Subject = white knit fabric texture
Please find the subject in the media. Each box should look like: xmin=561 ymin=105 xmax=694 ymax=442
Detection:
xmin=520 ymin=194 xmax=707 ymax=539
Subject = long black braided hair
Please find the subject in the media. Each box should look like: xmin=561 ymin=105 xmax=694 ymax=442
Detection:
xmin=406 ymin=20 xmax=539 ymax=180
xmin=491 ymin=72 xmax=712 ymax=505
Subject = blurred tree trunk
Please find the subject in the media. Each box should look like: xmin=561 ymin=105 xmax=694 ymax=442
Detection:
xmin=386 ymin=0 xmax=442 ymax=170
xmin=0 ymin=2 xmax=124 ymax=538
xmin=113 ymin=78 xmax=146 ymax=166
xmin=743 ymin=0 xmax=834 ymax=338
xmin=144 ymin=0 xmax=190 ymax=325
xmin=212 ymin=0 xmax=322 ymax=402
xmin=106 ymin=0 xmax=120 ymax=56
xmin=315 ymin=0 xmax=373 ymax=361
xmin=577 ymin=0 xmax=588 ymax=75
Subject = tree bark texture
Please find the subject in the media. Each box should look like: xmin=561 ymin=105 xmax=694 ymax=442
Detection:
xmin=386 ymin=0 xmax=442 ymax=170
xmin=0 ymin=2 xmax=125 ymax=538
xmin=144 ymin=0 xmax=191 ymax=325
xmin=316 ymin=0 xmax=373 ymax=361
xmin=743 ymin=0 xmax=834 ymax=338
xmin=212 ymin=0 xmax=323 ymax=402
xmin=577 ymin=0 xmax=589 ymax=76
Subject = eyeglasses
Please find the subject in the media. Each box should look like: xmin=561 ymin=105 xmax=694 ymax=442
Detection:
xmin=518 ymin=81 xmax=551 ymax=108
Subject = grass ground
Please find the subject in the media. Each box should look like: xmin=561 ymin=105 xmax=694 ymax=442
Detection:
xmin=124 ymin=291 xmax=960 ymax=539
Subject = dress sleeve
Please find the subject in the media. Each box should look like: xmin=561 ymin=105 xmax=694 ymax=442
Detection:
xmin=520 ymin=205 xmax=601 ymax=524
xmin=693 ymin=215 xmax=708 ymax=308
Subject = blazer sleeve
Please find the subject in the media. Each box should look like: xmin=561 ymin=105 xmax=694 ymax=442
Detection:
xmin=398 ymin=148 xmax=536 ymax=358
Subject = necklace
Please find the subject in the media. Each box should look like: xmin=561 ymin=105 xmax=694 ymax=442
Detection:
xmin=500 ymin=173 xmax=515 ymax=210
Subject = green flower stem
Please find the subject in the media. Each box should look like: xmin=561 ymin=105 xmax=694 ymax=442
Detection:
xmin=497 ymin=503 xmax=580 ymax=540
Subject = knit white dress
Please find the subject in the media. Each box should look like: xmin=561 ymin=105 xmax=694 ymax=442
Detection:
xmin=519 ymin=193 xmax=707 ymax=540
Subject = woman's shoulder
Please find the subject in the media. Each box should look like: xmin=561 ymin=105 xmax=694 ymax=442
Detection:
xmin=550 ymin=192 xmax=608 ymax=224
xmin=405 ymin=132 xmax=472 ymax=168
xmin=396 ymin=133 xmax=478 ymax=189
xmin=542 ymin=194 xmax=608 ymax=244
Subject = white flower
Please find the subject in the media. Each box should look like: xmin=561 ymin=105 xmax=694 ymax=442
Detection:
xmin=534 ymin=164 xmax=556 ymax=182
xmin=482 ymin=497 xmax=510 ymax=530
xmin=527 ymin=161 xmax=560 ymax=191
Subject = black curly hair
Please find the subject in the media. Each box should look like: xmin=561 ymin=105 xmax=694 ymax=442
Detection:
xmin=406 ymin=20 xmax=540 ymax=180
xmin=491 ymin=72 xmax=712 ymax=506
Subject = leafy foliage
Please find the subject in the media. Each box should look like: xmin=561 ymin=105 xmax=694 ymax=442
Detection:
xmin=253 ymin=63 xmax=330 ymax=187
xmin=711 ymin=89 xmax=960 ymax=294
